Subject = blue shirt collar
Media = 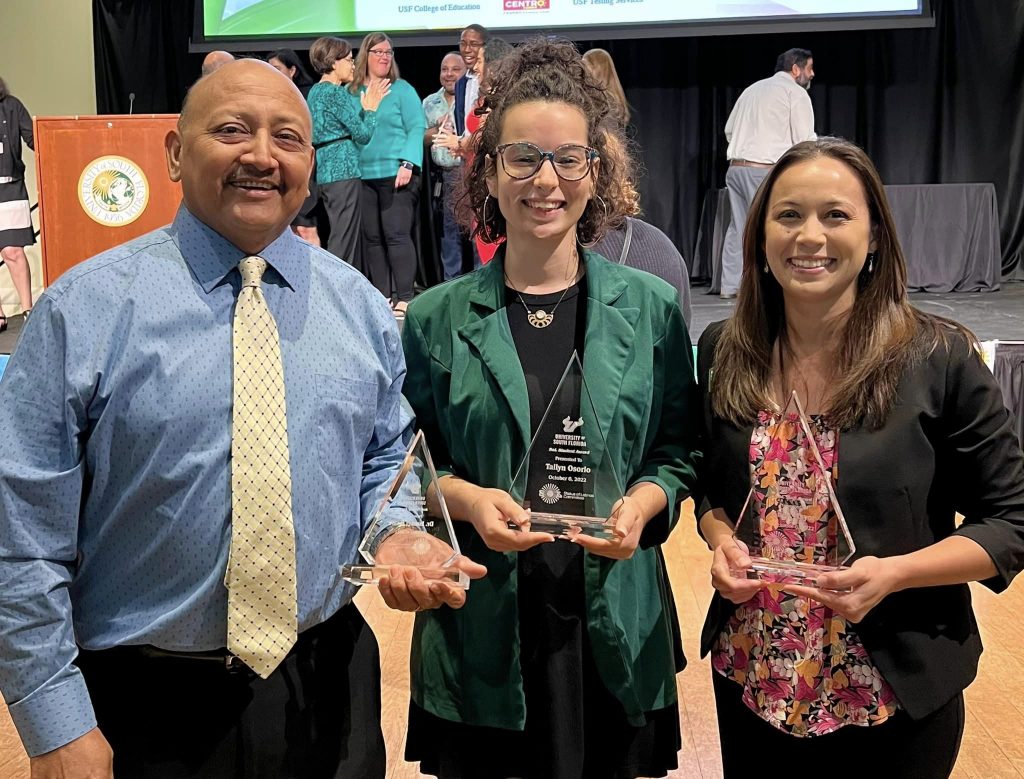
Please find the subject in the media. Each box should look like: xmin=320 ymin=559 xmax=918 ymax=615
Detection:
xmin=169 ymin=204 xmax=307 ymax=295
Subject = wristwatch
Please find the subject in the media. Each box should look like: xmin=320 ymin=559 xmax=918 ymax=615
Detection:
xmin=399 ymin=160 xmax=415 ymax=171
xmin=368 ymin=521 xmax=419 ymax=556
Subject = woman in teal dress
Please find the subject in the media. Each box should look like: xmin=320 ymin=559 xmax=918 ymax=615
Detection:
xmin=351 ymin=32 xmax=425 ymax=313
xmin=307 ymin=36 xmax=388 ymax=267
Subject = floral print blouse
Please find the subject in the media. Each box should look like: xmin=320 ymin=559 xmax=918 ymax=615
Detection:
xmin=712 ymin=410 xmax=900 ymax=737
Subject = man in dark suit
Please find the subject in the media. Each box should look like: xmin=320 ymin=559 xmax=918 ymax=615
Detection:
xmin=453 ymin=24 xmax=488 ymax=135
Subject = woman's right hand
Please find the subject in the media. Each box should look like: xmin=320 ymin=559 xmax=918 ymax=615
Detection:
xmin=361 ymin=77 xmax=390 ymax=111
xmin=710 ymin=538 xmax=763 ymax=604
xmin=467 ymin=487 xmax=555 ymax=552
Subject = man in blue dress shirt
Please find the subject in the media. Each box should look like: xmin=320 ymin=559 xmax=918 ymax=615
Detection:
xmin=0 ymin=59 xmax=483 ymax=778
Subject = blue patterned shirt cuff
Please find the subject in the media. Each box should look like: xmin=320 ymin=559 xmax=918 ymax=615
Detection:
xmin=366 ymin=489 xmax=427 ymax=552
xmin=9 ymin=669 xmax=97 ymax=757
xmin=366 ymin=518 xmax=420 ymax=557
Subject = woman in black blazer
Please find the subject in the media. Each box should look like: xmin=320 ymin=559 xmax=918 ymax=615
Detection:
xmin=696 ymin=137 xmax=1024 ymax=777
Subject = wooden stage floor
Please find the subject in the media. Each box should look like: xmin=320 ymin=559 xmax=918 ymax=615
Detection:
xmin=3 ymin=500 xmax=1022 ymax=778
xmin=2 ymin=280 xmax=1024 ymax=773
xmin=1 ymin=282 xmax=1021 ymax=776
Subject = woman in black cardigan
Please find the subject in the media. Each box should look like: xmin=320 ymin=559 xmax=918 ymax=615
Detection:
xmin=696 ymin=137 xmax=1024 ymax=777
xmin=0 ymin=76 xmax=35 ymax=329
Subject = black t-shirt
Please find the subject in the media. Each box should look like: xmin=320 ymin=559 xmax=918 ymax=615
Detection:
xmin=406 ymin=271 xmax=680 ymax=777
xmin=505 ymin=276 xmax=587 ymax=434
xmin=506 ymin=275 xmax=588 ymax=681
xmin=508 ymin=277 xmax=588 ymax=520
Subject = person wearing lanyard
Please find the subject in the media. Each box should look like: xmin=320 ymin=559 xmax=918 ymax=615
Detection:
xmin=422 ymin=51 xmax=468 ymax=280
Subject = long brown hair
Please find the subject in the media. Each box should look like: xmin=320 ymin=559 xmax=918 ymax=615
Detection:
xmin=349 ymin=32 xmax=399 ymax=93
xmin=582 ymin=48 xmax=630 ymax=126
xmin=711 ymin=136 xmax=976 ymax=430
xmin=457 ymin=38 xmax=639 ymax=245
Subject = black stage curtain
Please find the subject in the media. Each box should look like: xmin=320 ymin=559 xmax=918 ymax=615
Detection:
xmin=94 ymin=0 xmax=202 ymax=117
xmin=93 ymin=0 xmax=1024 ymax=278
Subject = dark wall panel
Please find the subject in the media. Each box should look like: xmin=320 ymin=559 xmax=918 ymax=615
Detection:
xmin=94 ymin=0 xmax=1024 ymax=276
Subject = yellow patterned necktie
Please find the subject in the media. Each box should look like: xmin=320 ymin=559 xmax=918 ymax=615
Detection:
xmin=226 ymin=256 xmax=298 ymax=678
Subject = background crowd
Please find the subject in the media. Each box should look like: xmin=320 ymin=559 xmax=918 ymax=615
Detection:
xmin=193 ymin=24 xmax=691 ymax=322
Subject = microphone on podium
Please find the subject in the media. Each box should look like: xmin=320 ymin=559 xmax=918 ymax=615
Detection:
xmin=129 ymin=92 xmax=136 ymax=115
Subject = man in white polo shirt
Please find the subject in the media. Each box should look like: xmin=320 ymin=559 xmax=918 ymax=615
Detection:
xmin=720 ymin=48 xmax=816 ymax=298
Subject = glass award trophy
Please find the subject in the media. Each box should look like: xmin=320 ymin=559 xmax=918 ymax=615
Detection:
xmin=341 ymin=430 xmax=469 ymax=589
xmin=730 ymin=390 xmax=856 ymax=589
xmin=509 ymin=351 xmax=626 ymax=539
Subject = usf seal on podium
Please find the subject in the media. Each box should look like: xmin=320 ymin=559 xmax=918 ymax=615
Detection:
xmin=78 ymin=155 xmax=149 ymax=227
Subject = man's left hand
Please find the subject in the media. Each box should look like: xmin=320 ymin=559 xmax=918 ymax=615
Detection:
xmin=375 ymin=529 xmax=486 ymax=611
xmin=432 ymin=129 xmax=462 ymax=153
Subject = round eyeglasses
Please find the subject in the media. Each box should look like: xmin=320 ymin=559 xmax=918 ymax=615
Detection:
xmin=494 ymin=142 xmax=599 ymax=182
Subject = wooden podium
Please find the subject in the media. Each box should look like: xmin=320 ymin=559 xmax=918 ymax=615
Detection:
xmin=34 ymin=115 xmax=182 ymax=285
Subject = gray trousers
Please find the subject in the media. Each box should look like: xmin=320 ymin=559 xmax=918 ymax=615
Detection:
xmin=721 ymin=165 xmax=771 ymax=295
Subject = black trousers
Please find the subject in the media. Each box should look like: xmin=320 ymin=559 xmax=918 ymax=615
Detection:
xmin=76 ymin=603 xmax=385 ymax=779
xmin=361 ymin=175 xmax=420 ymax=302
xmin=292 ymin=177 xmax=321 ymax=229
xmin=713 ymin=670 xmax=964 ymax=778
xmin=320 ymin=177 xmax=362 ymax=267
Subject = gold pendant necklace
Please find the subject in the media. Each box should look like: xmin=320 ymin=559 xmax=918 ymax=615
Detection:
xmin=528 ymin=309 xmax=553 ymax=327
xmin=528 ymin=310 xmax=552 ymax=328
xmin=505 ymin=247 xmax=579 ymax=329
xmin=520 ymin=286 xmax=569 ymax=328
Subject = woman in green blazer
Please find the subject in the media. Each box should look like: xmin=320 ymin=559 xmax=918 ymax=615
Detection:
xmin=401 ymin=40 xmax=699 ymax=779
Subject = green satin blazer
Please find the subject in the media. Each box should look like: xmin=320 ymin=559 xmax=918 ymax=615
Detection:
xmin=400 ymin=247 xmax=700 ymax=730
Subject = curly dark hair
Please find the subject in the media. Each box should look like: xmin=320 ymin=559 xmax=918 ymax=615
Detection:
xmin=456 ymin=38 xmax=639 ymax=245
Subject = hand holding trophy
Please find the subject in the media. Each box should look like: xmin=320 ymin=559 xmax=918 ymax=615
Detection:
xmin=342 ymin=431 xmax=483 ymax=590
xmin=729 ymin=390 xmax=856 ymax=592
xmin=509 ymin=351 xmax=626 ymax=540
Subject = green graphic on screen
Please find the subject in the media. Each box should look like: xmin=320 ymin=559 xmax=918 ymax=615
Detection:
xmin=207 ymin=0 xmax=357 ymax=37
xmin=201 ymin=0 xmax=924 ymax=40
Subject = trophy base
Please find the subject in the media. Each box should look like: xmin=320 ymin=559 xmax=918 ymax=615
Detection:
xmin=513 ymin=512 xmax=616 ymax=540
xmin=340 ymin=564 xmax=470 ymax=589
xmin=730 ymin=557 xmax=853 ymax=593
